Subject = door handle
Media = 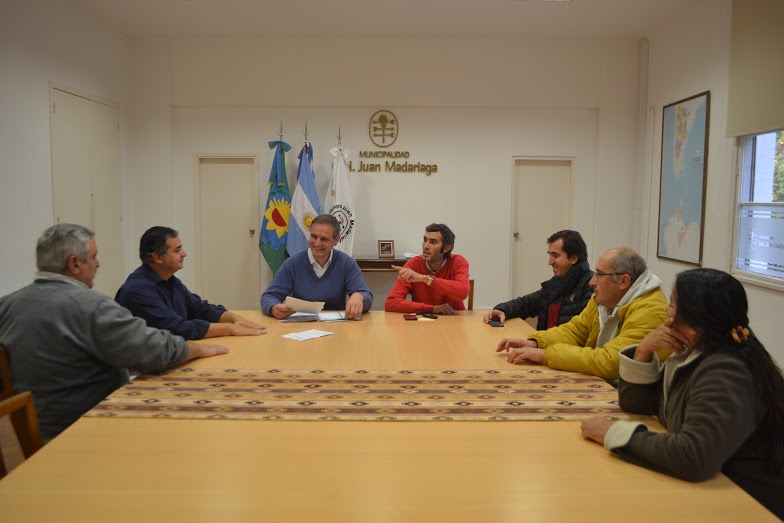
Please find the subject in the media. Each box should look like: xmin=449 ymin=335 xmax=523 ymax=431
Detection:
xmin=513 ymin=232 xmax=519 ymax=238
xmin=250 ymin=228 xmax=256 ymax=238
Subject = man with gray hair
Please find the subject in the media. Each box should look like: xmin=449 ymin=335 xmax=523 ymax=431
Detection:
xmin=262 ymin=214 xmax=372 ymax=319
xmin=0 ymin=224 xmax=229 ymax=440
xmin=496 ymin=248 xmax=669 ymax=379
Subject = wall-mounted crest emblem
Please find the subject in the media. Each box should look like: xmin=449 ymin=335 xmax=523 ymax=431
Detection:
xmin=369 ymin=110 xmax=398 ymax=148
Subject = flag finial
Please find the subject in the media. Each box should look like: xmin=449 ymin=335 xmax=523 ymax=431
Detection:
xmin=278 ymin=121 xmax=285 ymax=140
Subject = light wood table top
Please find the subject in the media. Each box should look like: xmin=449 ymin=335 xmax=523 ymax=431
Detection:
xmin=0 ymin=311 xmax=776 ymax=521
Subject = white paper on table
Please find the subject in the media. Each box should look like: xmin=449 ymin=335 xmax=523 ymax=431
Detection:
xmin=284 ymin=296 xmax=325 ymax=314
xmin=282 ymin=329 xmax=334 ymax=341
xmin=279 ymin=312 xmax=319 ymax=323
xmin=317 ymin=311 xmax=362 ymax=322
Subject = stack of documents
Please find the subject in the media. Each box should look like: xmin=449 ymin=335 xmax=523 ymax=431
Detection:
xmin=317 ymin=311 xmax=361 ymax=322
xmin=279 ymin=312 xmax=319 ymax=323
xmin=278 ymin=297 xmax=361 ymax=322
xmin=278 ymin=297 xmax=324 ymax=323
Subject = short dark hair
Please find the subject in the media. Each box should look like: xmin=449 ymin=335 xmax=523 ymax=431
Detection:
xmin=140 ymin=226 xmax=178 ymax=264
xmin=311 ymin=214 xmax=340 ymax=239
xmin=546 ymin=230 xmax=588 ymax=262
xmin=425 ymin=223 xmax=455 ymax=258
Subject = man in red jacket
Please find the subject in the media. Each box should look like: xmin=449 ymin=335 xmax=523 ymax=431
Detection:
xmin=384 ymin=223 xmax=470 ymax=315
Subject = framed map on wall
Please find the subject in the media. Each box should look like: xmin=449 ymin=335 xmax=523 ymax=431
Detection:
xmin=657 ymin=91 xmax=710 ymax=265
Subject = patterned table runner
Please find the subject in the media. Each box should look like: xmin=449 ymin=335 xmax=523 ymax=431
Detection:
xmin=86 ymin=368 xmax=649 ymax=422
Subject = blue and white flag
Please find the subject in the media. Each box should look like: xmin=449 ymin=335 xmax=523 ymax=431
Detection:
xmin=324 ymin=145 xmax=355 ymax=255
xmin=287 ymin=143 xmax=321 ymax=256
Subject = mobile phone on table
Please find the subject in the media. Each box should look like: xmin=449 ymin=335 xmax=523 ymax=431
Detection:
xmin=404 ymin=314 xmax=417 ymax=321
xmin=420 ymin=313 xmax=438 ymax=319
xmin=488 ymin=320 xmax=504 ymax=327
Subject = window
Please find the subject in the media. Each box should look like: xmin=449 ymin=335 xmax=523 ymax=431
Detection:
xmin=733 ymin=130 xmax=784 ymax=289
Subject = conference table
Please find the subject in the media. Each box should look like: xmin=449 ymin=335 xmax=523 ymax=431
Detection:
xmin=0 ymin=311 xmax=776 ymax=521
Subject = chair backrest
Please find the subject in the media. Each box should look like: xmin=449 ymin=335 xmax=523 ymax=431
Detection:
xmin=0 ymin=346 xmax=12 ymax=400
xmin=467 ymin=279 xmax=475 ymax=311
xmin=0 ymin=391 xmax=43 ymax=478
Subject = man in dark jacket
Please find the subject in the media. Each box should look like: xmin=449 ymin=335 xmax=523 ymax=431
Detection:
xmin=484 ymin=230 xmax=593 ymax=329
xmin=116 ymin=226 xmax=266 ymax=340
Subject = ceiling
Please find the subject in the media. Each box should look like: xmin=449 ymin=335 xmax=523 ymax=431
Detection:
xmin=72 ymin=0 xmax=699 ymax=39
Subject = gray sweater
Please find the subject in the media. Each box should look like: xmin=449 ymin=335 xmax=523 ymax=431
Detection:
xmin=0 ymin=275 xmax=189 ymax=438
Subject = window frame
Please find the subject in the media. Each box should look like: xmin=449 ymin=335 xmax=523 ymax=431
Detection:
xmin=730 ymin=133 xmax=784 ymax=292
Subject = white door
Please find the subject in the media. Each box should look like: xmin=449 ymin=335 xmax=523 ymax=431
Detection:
xmin=511 ymin=159 xmax=572 ymax=327
xmin=51 ymin=87 xmax=123 ymax=296
xmin=196 ymin=157 xmax=261 ymax=310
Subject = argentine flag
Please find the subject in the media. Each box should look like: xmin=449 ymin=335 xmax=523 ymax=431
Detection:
xmin=287 ymin=143 xmax=321 ymax=256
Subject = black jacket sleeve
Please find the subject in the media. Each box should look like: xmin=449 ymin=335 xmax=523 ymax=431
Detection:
xmin=493 ymin=284 xmax=547 ymax=321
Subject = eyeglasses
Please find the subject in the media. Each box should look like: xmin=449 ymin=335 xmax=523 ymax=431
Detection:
xmin=593 ymin=270 xmax=627 ymax=278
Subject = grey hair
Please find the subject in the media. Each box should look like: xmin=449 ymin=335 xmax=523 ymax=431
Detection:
xmin=608 ymin=248 xmax=647 ymax=284
xmin=36 ymin=224 xmax=95 ymax=274
xmin=311 ymin=214 xmax=341 ymax=239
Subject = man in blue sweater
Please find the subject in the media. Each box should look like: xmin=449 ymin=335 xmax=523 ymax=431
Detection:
xmin=261 ymin=214 xmax=373 ymax=319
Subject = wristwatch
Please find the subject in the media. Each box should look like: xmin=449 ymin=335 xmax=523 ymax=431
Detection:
xmin=426 ymin=275 xmax=434 ymax=286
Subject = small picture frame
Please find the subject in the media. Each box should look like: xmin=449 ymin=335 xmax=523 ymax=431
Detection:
xmin=378 ymin=240 xmax=395 ymax=258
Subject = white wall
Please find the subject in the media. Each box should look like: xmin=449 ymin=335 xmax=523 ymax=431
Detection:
xmin=170 ymin=105 xmax=598 ymax=308
xmin=0 ymin=0 xmax=128 ymax=295
xmin=128 ymin=36 xmax=641 ymax=309
xmin=125 ymin=38 xmax=173 ymax=260
xmin=642 ymin=0 xmax=783 ymax=365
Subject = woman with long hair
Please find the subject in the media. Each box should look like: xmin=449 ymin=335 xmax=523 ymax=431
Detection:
xmin=580 ymin=268 xmax=784 ymax=519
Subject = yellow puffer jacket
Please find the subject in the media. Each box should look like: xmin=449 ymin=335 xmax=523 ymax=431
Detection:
xmin=529 ymin=287 xmax=669 ymax=379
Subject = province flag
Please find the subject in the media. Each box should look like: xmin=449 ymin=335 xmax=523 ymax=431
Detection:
xmin=324 ymin=146 xmax=355 ymax=255
xmin=286 ymin=143 xmax=321 ymax=256
xmin=259 ymin=140 xmax=291 ymax=274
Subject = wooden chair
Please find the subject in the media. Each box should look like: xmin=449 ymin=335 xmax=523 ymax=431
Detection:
xmin=0 ymin=391 xmax=43 ymax=478
xmin=1 ymin=345 xmax=43 ymax=475
xmin=0 ymin=346 xmax=12 ymax=400
xmin=467 ymin=279 xmax=475 ymax=311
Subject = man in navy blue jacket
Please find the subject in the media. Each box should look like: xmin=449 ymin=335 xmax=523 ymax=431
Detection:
xmin=116 ymin=226 xmax=266 ymax=340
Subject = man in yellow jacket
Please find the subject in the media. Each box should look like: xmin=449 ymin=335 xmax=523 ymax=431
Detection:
xmin=496 ymin=248 xmax=668 ymax=380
